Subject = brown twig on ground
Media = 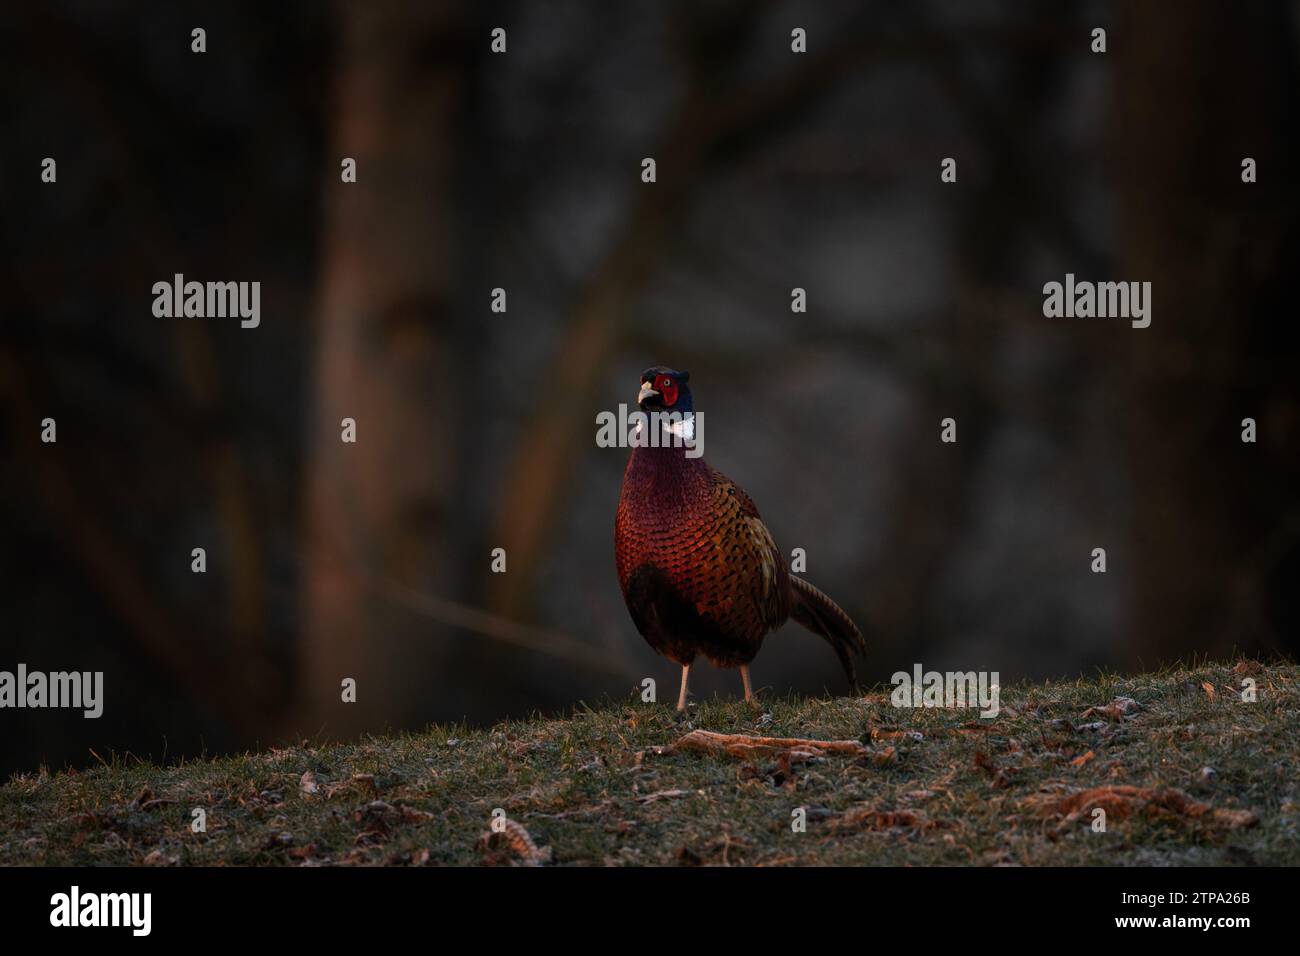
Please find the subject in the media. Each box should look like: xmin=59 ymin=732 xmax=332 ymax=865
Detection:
xmin=652 ymin=729 xmax=869 ymax=761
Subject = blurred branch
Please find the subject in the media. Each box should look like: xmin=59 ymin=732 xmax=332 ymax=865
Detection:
xmin=367 ymin=574 xmax=634 ymax=677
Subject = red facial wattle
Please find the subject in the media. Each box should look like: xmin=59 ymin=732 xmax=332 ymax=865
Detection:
xmin=657 ymin=376 xmax=678 ymax=407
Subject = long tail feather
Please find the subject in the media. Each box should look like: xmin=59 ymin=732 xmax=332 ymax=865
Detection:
xmin=790 ymin=576 xmax=866 ymax=689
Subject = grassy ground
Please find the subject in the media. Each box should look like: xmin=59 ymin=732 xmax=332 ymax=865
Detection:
xmin=1 ymin=661 xmax=1296 ymax=866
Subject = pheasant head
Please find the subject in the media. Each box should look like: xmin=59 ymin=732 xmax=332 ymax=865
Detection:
xmin=637 ymin=366 xmax=692 ymax=414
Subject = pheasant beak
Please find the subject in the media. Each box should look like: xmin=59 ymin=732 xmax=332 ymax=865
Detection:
xmin=637 ymin=382 xmax=659 ymax=406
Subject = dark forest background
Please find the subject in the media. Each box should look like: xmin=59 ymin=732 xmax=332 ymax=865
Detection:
xmin=2 ymin=0 xmax=1298 ymax=778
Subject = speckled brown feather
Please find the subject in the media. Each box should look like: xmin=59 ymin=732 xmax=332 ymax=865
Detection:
xmin=615 ymin=373 xmax=868 ymax=689
xmin=616 ymin=447 xmax=790 ymax=667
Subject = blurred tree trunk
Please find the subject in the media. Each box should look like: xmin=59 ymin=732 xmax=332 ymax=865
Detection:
xmin=302 ymin=1 xmax=465 ymax=735
xmin=1114 ymin=1 xmax=1299 ymax=664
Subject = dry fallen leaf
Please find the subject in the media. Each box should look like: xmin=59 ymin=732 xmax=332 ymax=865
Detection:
xmin=1024 ymin=785 xmax=1258 ymax=837
xmin=350 ymin=800 xmax=433 ymax=845
xmin=1070 ymin=750 xmax=1096 ymax=768
xmin=1202 ymin=681 xmax=1216 ymax=702
xmin=1081 ymin=696 xmax=1141 ymax=721
xmin=477 ymin=819 xmax=551 ymax=866
xmin=127 ymin=784 xmax=173 ymax=813
xmin=832 ymin=807 xmax=938 ymax=833
xmin=870 ymin=728 xmax=924 ymax=742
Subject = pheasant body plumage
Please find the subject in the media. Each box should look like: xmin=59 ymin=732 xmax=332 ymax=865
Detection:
xmin=616 ymin=450 xmax=789 ymax=668
xmin=615 ymin=366 xmax=865 ymax=708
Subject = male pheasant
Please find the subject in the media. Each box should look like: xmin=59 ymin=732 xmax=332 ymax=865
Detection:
xmin=615 ymin=366 xmax=866 ymax=710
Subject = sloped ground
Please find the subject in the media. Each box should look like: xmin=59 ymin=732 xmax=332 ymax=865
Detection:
xmin=1 ymin=661 xmax=1295 ymax=866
